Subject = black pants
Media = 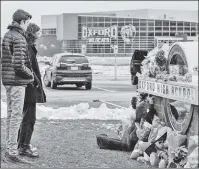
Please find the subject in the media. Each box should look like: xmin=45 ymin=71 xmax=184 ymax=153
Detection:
xmin=96 ymin=128 xmax=138 ymax=152
xmin=17 ymin=102 xmax=36 ymax=148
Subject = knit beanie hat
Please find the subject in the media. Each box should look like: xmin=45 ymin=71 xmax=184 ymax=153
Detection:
xmin=12 ymin=9 xmax=32 ymax=23
xmin=26 ymin=23 xmax=40 ymax=34
xmin=139 ymin=92 xmax=148 ymax=100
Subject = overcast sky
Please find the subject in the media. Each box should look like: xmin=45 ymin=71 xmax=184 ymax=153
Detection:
xmin=1 ymin=1 xmax=198 ymax=36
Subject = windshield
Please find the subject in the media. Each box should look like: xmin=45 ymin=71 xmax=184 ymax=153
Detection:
xmin=59 ymin=55 xmax=89 ymax=64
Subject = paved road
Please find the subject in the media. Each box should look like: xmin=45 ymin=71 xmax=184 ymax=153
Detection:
xmin=1 ymin=75 xmax=137 ymax=109
xmin=43 ymin=75 xmax=136 ymax=109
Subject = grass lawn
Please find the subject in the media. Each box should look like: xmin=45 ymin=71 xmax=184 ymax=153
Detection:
xmin=1 ymin=119 xmax=148 ymax=168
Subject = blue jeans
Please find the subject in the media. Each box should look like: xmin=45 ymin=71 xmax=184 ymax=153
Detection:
xmin=4 ymin=86 xmax=25 ymax=156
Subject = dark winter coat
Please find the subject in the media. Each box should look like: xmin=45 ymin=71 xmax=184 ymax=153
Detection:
xmin=24 ymin=35 xmax=46 ymax=103
xmin=142 ymin=104 xmax=158 ymax=124
xmin=1 ymin=21 xmax=34 ymax=86
xmin=135 ymin=100 xmax=149 ymax=123
xmin=130 ymin=50 xmax=148 ymax=85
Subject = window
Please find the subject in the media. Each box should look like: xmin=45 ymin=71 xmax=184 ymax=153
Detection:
xmin=133 ymin=18 xmax=139 ymax=22
xmin=118 ymin=18 xmax=124 ymax=22
xmin=87 ymin=17 xmax=92 ymax=22
xmin=163 ymin=27 xmax=169 ymax=31
xmin=148 ymin=32 xmax=154 ymax=36
xmin=105 ymin=23 xmax=110 ymax=27
xmin=140 ymin=22 xmax=147 ymax=26
xmin=105 ymin=17 xmax=110 ymax=22
xmin=60 ymin=55 xmax=88 ymax=64
xmin=133 ymin=22 xmax=139 ymax=27
xmin=99 ymin=23 xmax=104 ymax=27
xmin=148 ymin=21 xmax=154 ymax=27
xmin=191 ymin=22 xmax=196 ymax=27
xmin=111 ymin=18 xmax=117 ymax=22
xmin=93 ymin=23 xmax=98 ymax=27
xmin=140 ymin=32 xmax=147 ymax=36
xmin=163 ymin=20 xmax=169 ymax=26
xmin=148 ymin=27 xmax=154 ymax=31
xmin=87 ymin=23 xmax=93 ymax=27
xmin=155 ymin=32 xmax=162 ymax=36
xmin=42 ymin=28 xmax=56 ymax=35
xmin=118 ymin=22 xmax=124 ymax=26
xmin=163 ymin=32 xmax=169 ymax=36
xmin=125 ymin=18 xmax=132 ymax=22
xmin=191 ymin=32 xmax=196 ymax=36
xmin=78 ymin=17 xmax=86 ymax=23
xmin=140 ymin=27 xmax=147 ymax=31
xmin=177 ymin=21 xmax=183 ymax=26
xmin=111 ymin=22 xmax=117 ymax=26
xmin=170 ymin=21 xmax=176 ymax=26
xmin=191 ymin=27 xmax=196 ymax=31
xmin=155 ymin=20 xmax=162 ymax=26
xmin=140 ymin=19 xmax=147 ymax=26
xmin=170 ymin=27 xmax=176 ymax=31
xmin=184 ymin=22 xmax=190 ymax=27
xmin=184 ymin=27 xmax=190 ymax=31
xmin=155 ymin=27 xmax=162 ymax=31
xmin=99 ymin=17 xmax=104 ymax=22
xmin=177 ymin=27 xmax=183 ymax=31
xmin=93 ymin=17 xmax=98 ymax=22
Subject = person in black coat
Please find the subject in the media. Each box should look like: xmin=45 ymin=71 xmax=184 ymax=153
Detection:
xmin=17 ymin=23 xmax=46 ymax=157
xmin=96 ymin=93 xmax=150 ymax=152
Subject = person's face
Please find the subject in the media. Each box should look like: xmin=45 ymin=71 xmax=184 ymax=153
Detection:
xmin=35 ymin=30 xmax=41 ymax=39
xmin=20 ymin=19 xmax=30 ymax=31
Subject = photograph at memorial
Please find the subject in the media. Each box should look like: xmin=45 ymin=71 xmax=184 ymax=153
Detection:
xmin=37 ymin=9 xmax=198 ymax=57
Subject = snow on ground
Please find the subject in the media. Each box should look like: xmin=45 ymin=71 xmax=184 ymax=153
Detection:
xmin=1 ymin=99 xmax=135 ymax=121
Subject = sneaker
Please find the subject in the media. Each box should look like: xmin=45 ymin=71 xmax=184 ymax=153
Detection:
xmin=4 ymin=152 xmax=32 ymax=164
xmin=29 ymin=144 xmax=38 ymax=152
xmin=19 ymin=147 xmax=39 ymax=158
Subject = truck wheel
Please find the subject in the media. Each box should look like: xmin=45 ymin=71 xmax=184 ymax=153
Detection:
xmin=51 ymin=78 xmax=57 ymax=89
xmin=43 ymin=73 xmax=51 ymax=87
xmin=85 ymin=82 xmax=92 ymax=90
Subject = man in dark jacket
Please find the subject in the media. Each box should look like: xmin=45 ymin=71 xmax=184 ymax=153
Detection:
xmin=1 ymin=9 xmax=34 ymax=163
xmin=17 ymin=23 xmax=46 ymax=158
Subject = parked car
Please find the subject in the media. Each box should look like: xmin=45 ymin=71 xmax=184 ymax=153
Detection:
xmin=43 ymin=53 xmax=92 ymax=90
xmin=130 ymin=50 xmax=148 ymax=85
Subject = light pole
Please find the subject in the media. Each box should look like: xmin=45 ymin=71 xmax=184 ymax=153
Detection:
xmin=113 ymin=44 xmax=118 ymax=80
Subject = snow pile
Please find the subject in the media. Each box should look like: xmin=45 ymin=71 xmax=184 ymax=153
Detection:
xmin=1 ymin=99 xmax=134 ymax=121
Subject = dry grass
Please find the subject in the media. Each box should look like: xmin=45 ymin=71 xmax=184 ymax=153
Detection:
xmin=1 ymin=119 xmax=147 ymax=168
